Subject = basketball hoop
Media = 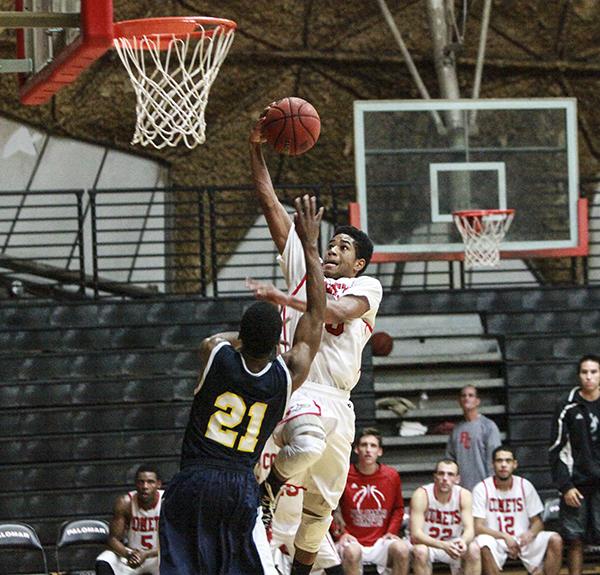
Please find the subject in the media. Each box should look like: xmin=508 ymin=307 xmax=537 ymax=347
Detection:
xmin=112 ymin=17 xmax=237 ymax=149
xmin=453 ymin=209 xmax=515 ymax=269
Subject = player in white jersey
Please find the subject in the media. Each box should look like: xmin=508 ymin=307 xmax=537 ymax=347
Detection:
xmin=409 ymin=459 xmax=481 ymax=575
xmin=256 ymin=437 xmax=343 ymax=575
xmin=96 ymin=465 xmax=163 ymax=575
xmin=249 ymin=117 xmax=383 ymax=575
xmin=473 ymin=446 xmax=563 ymax=575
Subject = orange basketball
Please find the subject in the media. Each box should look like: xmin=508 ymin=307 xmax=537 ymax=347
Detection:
xmin=262 ymin=97 xmax=321 ymax=156
xmin=371 ymin=331 xmax=394 ymax=356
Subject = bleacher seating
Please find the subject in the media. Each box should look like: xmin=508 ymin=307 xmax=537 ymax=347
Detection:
xmin=4 ymin=284 xmax=600 ymax=572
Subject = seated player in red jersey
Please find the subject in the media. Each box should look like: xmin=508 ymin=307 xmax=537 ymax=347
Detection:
xmin=334 ymin=427 xmax=410 ymax=575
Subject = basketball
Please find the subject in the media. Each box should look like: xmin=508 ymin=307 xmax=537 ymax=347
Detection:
xmin=262 ymin=97 xmax=321 ymax=156
xmin=371 ymin=331 xmax=394 ymax=357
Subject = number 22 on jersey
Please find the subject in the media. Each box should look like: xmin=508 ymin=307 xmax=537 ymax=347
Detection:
xmin=205 ymin=391 xmax=267 ymax=452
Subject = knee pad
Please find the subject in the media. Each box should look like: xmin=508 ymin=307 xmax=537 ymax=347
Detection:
xmin=294 ymin=492 xmax=333 ymax=554
xmin=273 ymin=414 xmax=327 ymax=479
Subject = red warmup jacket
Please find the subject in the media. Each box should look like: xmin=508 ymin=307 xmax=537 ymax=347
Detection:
xmin=338 ymin=463 xmax=404 ymax=547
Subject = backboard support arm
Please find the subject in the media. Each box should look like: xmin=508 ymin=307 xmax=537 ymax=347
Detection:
xmin=0 ymin=11 xmax=80 ymax=28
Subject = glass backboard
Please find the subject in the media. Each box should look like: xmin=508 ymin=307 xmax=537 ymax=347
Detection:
xmin=353 ymin=98 xmax=587 ymax=261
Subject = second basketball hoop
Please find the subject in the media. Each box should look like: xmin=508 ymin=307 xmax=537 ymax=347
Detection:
xmin=453 ymin=209 xmax=515 ymax=269
xmin=112 ymin=16 xmax=237 ymax=150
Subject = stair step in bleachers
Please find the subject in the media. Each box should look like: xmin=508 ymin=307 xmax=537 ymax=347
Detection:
xmin=383 ymin=431 xmax=508 ymax=448
xmin=504 ymin=333 xmax=600 ymax=361
xmin=376 ymin=313 xmax=485 ymax=336
xmin=0 ymin=376 xmax=196 ymax=407
xmin=371 ymin=312 xmax=506 ymax=506
xmin=0 ymin=429 xmax=185 ymax=463
xmin=0 ymin=457 xmax=181 ymax=495
xmin=486 ymin=309 xmax=600 ymax=335
xmin=506 ymin=361 xmax=577 ymax=387
xmin=2 ymin=401 xmax=191 ymax=434
xmin=0 ymin=346 xmax=199 ymax=380
xmin=376 ymin=404 xmax=505 ymax=420
xmin=374 ymin=377 xmax=504 ymax=393
xmin=0 ymin=322 xmax=232 ymax=351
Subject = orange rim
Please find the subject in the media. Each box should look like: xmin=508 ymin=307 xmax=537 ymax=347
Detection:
xmin=113 ymin=16 xmax=237 ymax=42
xmin=453 ymin=209 xmax=515 ymax=219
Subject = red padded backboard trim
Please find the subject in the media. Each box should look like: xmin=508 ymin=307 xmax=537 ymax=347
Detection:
xmin=349 ymin=198 xmax=589 ymax=263
xmin=16 ymin=0 xmax=114 ymax=105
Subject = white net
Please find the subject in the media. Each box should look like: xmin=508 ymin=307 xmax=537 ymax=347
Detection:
xmin=453 ymin=210 xmax=515 ymax=269
xmin=113 ymin=24 xmax=235 ymax=149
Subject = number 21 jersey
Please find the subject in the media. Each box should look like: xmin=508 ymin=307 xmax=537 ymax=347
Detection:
xmin=180 ymin=341 xmax=292 ymax=470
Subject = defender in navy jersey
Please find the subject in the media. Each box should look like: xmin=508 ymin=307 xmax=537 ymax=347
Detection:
xmin=159 ymin=195 xmax=326 ymax=575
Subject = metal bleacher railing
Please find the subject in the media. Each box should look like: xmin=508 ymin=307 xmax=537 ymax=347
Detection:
xmin=0 ymin=181 xmax=599 ymax=299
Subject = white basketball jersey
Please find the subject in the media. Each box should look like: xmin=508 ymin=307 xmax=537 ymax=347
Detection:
xmin=472 ymin=476 xmax=543 ymax=537
xmin=420 ymin=483 xmax=464 ymax=541
xmin=279 ymin=225 xmax=382 ymax=392
xmin=127 ymin=489 xmax=163 ymax=551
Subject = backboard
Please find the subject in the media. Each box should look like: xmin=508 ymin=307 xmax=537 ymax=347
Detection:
xmin=353 ymin=98 xmax=587 ymax=262
xmin=14 ymin=0 xmax=113 ymax=105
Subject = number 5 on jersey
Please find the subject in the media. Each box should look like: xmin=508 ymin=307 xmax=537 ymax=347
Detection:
xmin=205 ymin=391 xmax=267 ymax=452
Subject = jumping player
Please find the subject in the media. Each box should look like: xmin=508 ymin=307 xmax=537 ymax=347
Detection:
xmin=159 ymin=195 xmax=326 ymax=575
xmin=256 ymin=437 xmax=344 ymax=574
xmin=409 ymin=459 xmax=481 ymax=575
xmin=249 ymin=114 xmax=383 ymax=574
xmin=473 ymin=446 xmax=563 ymax=575
xmin=95 ymin=465 xmax=163 ymax=575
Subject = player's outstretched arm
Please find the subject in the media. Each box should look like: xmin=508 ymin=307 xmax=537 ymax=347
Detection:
xmin=249 ymin=113 xmax=292 ymax=254
xmin=282 ymin=195 xmax=325 ymax=391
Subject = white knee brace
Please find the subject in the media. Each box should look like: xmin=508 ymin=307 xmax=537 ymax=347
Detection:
xmin=294 ymin=492 xmax=333 ymax=553
xmin=273 ymin=414 xmax=327 ymax=479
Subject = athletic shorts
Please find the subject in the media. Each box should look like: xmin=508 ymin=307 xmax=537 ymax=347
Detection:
xmin=337 ymin=537 xmax=398 ymax=574
xmin=559 ymin=489 xmax=600 ymax=543
xmin=405 ymin=541 xmax=462 ymax=575
xmin=159 ymin=465 xmax=277 ymax=575
xmin=272 ymin=527 xmax=340 ymax=571
xmin=96 ymin=550 xmax=158 ymax=575
xmin=273 ymin=381 xmax=355 ymax=510
xmin=476 ymin=531 xmax=556 ymax=573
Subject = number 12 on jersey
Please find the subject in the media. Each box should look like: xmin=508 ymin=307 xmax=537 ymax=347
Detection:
xmin=205 ymin=391 xmax=267 ymax=453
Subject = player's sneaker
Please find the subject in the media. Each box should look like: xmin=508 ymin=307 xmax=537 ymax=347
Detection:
xmin=259 ymin=481 xmax=275 ymax=540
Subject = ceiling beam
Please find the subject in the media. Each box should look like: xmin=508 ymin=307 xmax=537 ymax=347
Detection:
xmin=231 ymin=49 xmax=600 ymax=75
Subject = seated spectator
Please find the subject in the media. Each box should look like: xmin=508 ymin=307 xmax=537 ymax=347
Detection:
xmin=409 ymin=459 xmax=480 ymax=575
xmin=474 ymin=446 xmax=563 ymax=575
xmin=95 ymin=465 xmax=162 ymax=575
xmin=334 ymin=427 xmax=410 ymax=575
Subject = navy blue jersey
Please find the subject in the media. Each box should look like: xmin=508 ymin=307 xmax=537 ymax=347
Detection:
xmin=180 ymin=342 xmax=292 ymax=470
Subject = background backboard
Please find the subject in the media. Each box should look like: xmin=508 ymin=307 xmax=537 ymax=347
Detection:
xmin=15 ymin=0 xmax=113 ymax=105
xmin=353 ymin=98 xmax=587 ymax=262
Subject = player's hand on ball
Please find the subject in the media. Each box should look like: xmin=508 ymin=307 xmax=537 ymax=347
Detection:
xmin=249 ymin=117 xmax=267 ymax=144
